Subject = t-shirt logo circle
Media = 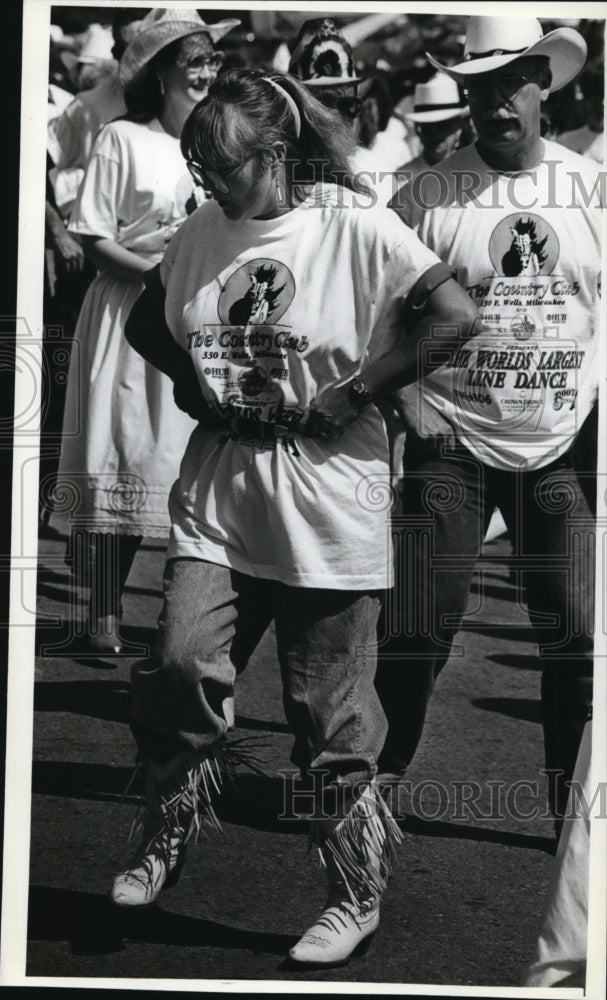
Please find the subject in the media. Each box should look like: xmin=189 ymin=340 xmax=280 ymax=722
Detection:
xmin=218 ymin=259 xmax=296 ymax=325
xmin=510 ymin=312 xmax=537 ymax=341
xmin=488 ymin=214 xmax=560 ymax=277
xmin=237 ymin=366 xmax=267 ymax=397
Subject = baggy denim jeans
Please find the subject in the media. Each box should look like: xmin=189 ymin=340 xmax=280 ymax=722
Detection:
xmin=131 ymin=559 xmax=386 ymax=795
xmin=376 ymin=433 xmax=594 ymax=817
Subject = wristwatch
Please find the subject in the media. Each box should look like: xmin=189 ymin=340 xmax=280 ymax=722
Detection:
xmin=348 ymin=376 xmax=374 ymax=411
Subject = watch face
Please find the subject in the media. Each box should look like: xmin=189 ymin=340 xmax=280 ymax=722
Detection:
xmin=349 ymin=377 xmax=372 ymax=409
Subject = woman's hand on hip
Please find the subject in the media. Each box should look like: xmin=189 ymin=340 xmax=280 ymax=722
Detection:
xmin=302 ymin=382 xmax=363 ymax=441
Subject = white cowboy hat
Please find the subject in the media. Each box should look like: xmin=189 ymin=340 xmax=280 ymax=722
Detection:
xmin=427 ymin=16 xmax=587 ymax=93
xmin=406 ymin=74 xmax=469 ymax=123
xmin=119 ymin=8 xmax=240 ymax=87
xmin=61 ymin=23 xmax=115 ymax=72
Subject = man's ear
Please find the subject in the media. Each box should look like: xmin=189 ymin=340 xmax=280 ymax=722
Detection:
xmin=539 ymin=65 xmax=552 ymax=102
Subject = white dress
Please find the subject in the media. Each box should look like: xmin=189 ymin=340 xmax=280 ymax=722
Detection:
xmin=57 ymin=118 xmax=199 ymax=536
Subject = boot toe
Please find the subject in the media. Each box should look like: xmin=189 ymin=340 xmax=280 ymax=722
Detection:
xmin=109 ymin=870 xmax=162 ymax=907
xmin=288 ymin=903 xmax=379 ymax=966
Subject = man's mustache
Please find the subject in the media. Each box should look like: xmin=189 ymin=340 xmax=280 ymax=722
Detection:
xmin=479 ymin=109 xmax=518 ymax=121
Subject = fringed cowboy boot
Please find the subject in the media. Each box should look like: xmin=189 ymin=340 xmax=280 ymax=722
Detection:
xmin=110 ymin=737 xmax=265 ymax=907
xmin=289 ymin=779 xmax=402 ymax=967
xmin=109 ymin=754 xmax=191 ymax=907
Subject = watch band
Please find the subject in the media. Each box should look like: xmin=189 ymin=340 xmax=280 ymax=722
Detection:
xmin=348 ymin=376 xmax=374 ymax=411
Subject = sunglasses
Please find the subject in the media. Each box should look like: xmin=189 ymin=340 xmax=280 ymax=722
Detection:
xmin=178 ymin=53 xmax=224 ymax=76
xmin=464 ymin=74 xmax=535 ymax=100
xmin=187 ymin=153 xmax=255 ymax=195
xmin=321 ymin=95 xmax=363 ymax=120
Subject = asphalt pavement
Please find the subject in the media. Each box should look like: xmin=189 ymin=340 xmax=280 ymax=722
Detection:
xmin=27 ymin=524 xmax=558 ymax=989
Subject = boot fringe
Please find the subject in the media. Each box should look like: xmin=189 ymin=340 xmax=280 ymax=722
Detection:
xmin=312 ymin=780 xmax=403 ymax=912
xmin=128 ymin=736 xmax=268 ymax=846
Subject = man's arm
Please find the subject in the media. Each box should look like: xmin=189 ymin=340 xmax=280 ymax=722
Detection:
xmin=304 ymin=274 xmax=480 ymax=437
xmin=45 ymin=200 xmax=85 ymax=274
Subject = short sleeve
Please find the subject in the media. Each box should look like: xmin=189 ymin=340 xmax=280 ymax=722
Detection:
xmin=389 ymin=179 xmax=423 ymax=231
xmin=67 ymin=125 xmax=127 ymax=241
xmin=404 ymin=261 xmax=457 ymax=312
xmin=47 ymin=106 xmax=82 ymax=169
xmin=377 ymin=222 xmax=443 ymax=306
xmin=365 ymin=218 xmax=443 ymax=362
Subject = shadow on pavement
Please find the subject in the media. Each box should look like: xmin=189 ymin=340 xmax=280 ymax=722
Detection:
xmin=122 ymin=584 xmax=163 ymax=600
xmin=458 ymin=624 xmax=537 ymax=644
xmin=235 ymin=714 xmax=291 ymax=735
xmin=471 ymin=697 xmax=542 ymax=724
xmin=487 ymin=653 xmax=541 ymax=671
xmin=468 ymin=580 xmax=521 ymax=603
xmin=36 ymin=623 xmax=153 ymax=659
xmin=34 ymin=680 xmax=131 ymax=722
xmin=27 ymin=884 xmax=298 ymax=958
xmin=36 ymin=580 xmax=86 ymax=606
xmin=32 ymin=760 xmax=142 ymax=803
xmin=30 ymin=763 xmax=308 ymax=835
xmin=399 ymin=815 xmax=555 ymax=854
xmin=218 ymin=775 xmax=309 ymax=834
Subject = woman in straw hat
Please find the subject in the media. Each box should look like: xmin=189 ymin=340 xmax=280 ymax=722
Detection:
xmin=56 ymin=9 xmax=238 ymax=653
xmin=109 ymin=66 xmax=481 ymax=967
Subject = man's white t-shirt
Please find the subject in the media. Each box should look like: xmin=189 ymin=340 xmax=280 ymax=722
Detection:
xmin=558 ymin=125 xmax=604 ymax=165
xmin=159 ymin=186 xmax=441 ymax=589
xmin=393 ymin=140 xmax=602 ymax=471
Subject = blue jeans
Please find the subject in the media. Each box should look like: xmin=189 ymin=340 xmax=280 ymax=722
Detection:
xmin=131 ymin=559 xmax=386 ymax=793
xmin=376 ymin=433 xmax=594 ymax=817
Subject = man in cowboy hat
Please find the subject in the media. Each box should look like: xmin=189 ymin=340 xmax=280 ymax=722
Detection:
xmin=398 ymin=72 xmax=470 ymax=179
xmin=377 ymin=16 xmax=601 ymax=828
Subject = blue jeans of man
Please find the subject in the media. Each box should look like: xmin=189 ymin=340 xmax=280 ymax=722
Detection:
xmin=131 ymin=559 xmax=386 ymax=808
xmin=375 ymin=432 xmax=594 ymax=817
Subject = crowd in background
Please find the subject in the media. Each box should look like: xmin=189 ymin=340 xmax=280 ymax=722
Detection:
xmin=43 ymin=10 xmax=604 ymax=359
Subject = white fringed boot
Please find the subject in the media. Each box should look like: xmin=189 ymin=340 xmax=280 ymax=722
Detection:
xmin=289 ymin=780 xmax=402 ymax=967
xmin=110 ymin=738 xmax=264 ymax=907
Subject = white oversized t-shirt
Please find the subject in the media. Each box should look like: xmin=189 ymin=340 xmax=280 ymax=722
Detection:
xmin=68 ymin=118 xmax=204 ymax=259
xmin=159 ymin=186 xmax=441 ymax=589
xmin=394 ymin=140 xmax=602 ymax=471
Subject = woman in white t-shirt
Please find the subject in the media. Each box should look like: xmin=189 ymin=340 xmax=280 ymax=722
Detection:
xmin=56 ymin=10 xmax=237 ymax=653
xmin=110 ymin=68 xmax=479 ymax=967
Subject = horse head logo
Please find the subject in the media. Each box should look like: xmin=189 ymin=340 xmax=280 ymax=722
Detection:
xmin=502 ymin=218 xmax=549 ymax=277
xmin=229 ymin=264 xmax=286 ymax=325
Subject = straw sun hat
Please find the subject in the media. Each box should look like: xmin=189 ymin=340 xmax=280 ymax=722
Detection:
xmin=119 ymin=8 xmax=240 ymax=87
xmin=427 ymin=16 xmax=587 ymax=93
xmin=406 ymin=75 xmax=469 ymax=124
